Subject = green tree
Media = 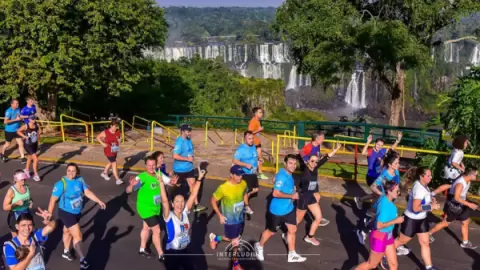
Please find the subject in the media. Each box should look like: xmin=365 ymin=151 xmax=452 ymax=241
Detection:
xmin=0 ymin=0 xmax=167 ymax=119
xmin=274 ymin=0 xmax=479 ymax=126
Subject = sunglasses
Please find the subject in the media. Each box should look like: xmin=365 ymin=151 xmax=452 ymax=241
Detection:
xmin=309 ymin=160 xmax=319 ymax=164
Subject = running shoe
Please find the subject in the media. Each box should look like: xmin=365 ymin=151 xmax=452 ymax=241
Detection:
xmin=354 ymin=197 xmax=363 ymax=210
xmin=158 ymin=254 xmax=165 ymax=261
xmin=100 ymin=172 xmax=110 ymax=181
xmin=209 ymin=233 xmax=218 ymax=250
xmin=429 ymin=234 xmax=435 ymax=244
xmin=380 ymin=256 xmax=389 ymax=270
xmin=304 ymin=236 xmax=320 ymax=246
xmin=20 ymin=158 xmax=27 ymax=164
xmin=319 ymin=218 xmax=330 ymax=227
xmin=115 ymin=179 xmax=124 ymax=185
xmin=138 ymin=249 xmax=152 ymax=258
xmin=61 ymin=250 xmax=75 ymax=261
xmin=460 ymin=241 xmax=478 ymax=249
xmin=281 ymin=233 xmax=288 ymax=244
xmin=259 ymin=173 xmax=268 ymax=180
xmin=80 ymin=258 xmax=90 ymax=269
xmin=23 ymin=169 xmax=31 ymax=179
xmin=287 ymin=252 xmax=307 ymax=263
xmin=32 ymin=174 xmax=41 ymax=182
xmin=396 ymin=245 xmax=410 ymax=256
xmin=254 ymin=242 xmax=264 ymax=261
xmin=426 ymin=267 xmax=439 ymax=270
xmin=194 ymin=204 xmax=208 ymax=212
xmin=356 ymin=229 xmax=366 ymax=245
xmin=244 ymin=206 xmax=254 ymax=215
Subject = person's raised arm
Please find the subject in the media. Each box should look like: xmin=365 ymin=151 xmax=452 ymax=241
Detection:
xmin=390 ymin=132 xmax=402 ymax=151
xmin=158 ymin=177 xmax=170 ymax=220
xmin=361 ymin=135 xmax=373 ymax=156
xmin=126 ymin=176 xmax=141 ymax=194
xmin=431 ymin=184 xmax=451 ymax=196
xmin=185 ymin=169 xmax=206 ymax=212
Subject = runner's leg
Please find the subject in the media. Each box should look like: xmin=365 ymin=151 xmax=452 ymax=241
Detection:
xmin=417 ymin=233 xmax=433 ymax=268
xmin=306 ymin=203 xmax=321 ymax=237
xmin=140 ymin=221 xmax=151 ymax=251
xmin=15 ymin=137 xmax=25 ymax=159
xmin=25 ymin=153 xmax=32 ymax=172
xmin=31 ymin=153 xmax=40 ymax=181
xmin=1 ymin=141 xmax=10 ymax=156
xmin=103 ymin=162 xmax=112 ymax=176
xmin=296 ymin=209 xmax=307 ymax=225
xmin=111 ymin=161 xmax=120 ymax=180
xmin=151 ymin=225 xmax=164 ymax=258
xmin=63 ymin=226 xmax=73 ymax=252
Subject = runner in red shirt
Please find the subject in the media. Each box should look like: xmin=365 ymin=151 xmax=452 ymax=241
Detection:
xmin=96 ymin=119 xmax=123 ymax=185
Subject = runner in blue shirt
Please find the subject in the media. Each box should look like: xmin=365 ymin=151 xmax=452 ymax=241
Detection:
xmin=255 ymin=154 xmax=307 ymax=263
xmin=20 ymin=96 xmax=37 ymax=124
xmin=1 ymin=99 xmax=26 ymax=163
xmin=3 ymin=211 xmax=56 ymax=270
xmin=172 ymin=124 xmax=207 ymax=212
xmin=46 ymin=163 xmax=106 ymax=269
xmin=233 ymin=130 xmax=258 ymax=215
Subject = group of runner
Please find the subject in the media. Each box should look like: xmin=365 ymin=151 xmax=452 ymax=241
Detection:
xmin=1 ymin=103 xmax=479 ymax=270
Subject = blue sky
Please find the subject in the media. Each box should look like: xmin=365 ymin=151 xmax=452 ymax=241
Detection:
xmin=157 ymin=0 xmax=283 ymax=7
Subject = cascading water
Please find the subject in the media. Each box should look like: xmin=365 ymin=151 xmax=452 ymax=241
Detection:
xmin=344 ymin=71 xmax=366 ymax=109
xmin=470 ymin=44 xmax=480 ymax=66
xmin=444 ymin=43 xmax=459 ymax=63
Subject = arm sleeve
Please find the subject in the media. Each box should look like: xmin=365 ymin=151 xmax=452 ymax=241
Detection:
xmin=20 ymin=107 xmax=27 ymax=116
xmin=5 ymin=110 xmax=11 ymax=118
xmin=3 ymin=243 xmax=18 ymax=266
xmin=52 ymin=181 xmax=64 ymax=197
xmin=233 ymin=148 xmax=242 ymax=160
xmin=34 ymin=228 xmax=48 ymax=243
xmin=212 ymin=186 xmax=224 ymax=200
xmin=316 ymin=156 xmax=329 ymax=169
xmin=412 ymin=185 xmax=426 ymax=200
xmin=160 ymin=164 xmax=168 ymax=175
xmin=296 ymin=154 xmax=306 ymax=171
xmin=173 ymin=140 xmax=182 ymax=155
xmin=133 ymin=176 xmax=142 ymax=191
xmin=80 ymin=177 xmax=89 ymax=192
xmin=273 ymin=175 xmax=285 ymax=191
xmin=452 ymin=150 xmax=463 ymax=164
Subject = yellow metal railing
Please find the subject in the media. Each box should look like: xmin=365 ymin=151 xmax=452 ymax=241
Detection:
xmin=204 ymin=121 xmax=225 ymax=147
xmin=150 ymin=121 xmax=179 ymax=151
xmin=59 ymin=114 xmax=90 ymax=143
xmin=133 ymin=115 xmax=151 ymax=129
xmin=89 ymin=121 xmax=111 ymax=144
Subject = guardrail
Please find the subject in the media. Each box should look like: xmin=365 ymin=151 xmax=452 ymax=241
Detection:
xmin=150 ymin=121 xmax=179 ymax=151
xmin=60 ymin=114 xmax=90 ymax=143
xmin=133 ymin=115 xmax=151 ymax=130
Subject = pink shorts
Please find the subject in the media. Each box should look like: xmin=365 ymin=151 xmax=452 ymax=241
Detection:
xmin=369 ymin=230 xmax=394 ymax=253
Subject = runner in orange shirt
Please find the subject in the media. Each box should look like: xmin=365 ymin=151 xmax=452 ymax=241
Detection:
xmin=248 ymin=107 xmax=268 ymax=180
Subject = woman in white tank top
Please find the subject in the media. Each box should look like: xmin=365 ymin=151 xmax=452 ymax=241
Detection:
xmin=158 ymin=167 xmax=206 ymax=270
xmin=443 ymin=135 xmax=468 ymax=182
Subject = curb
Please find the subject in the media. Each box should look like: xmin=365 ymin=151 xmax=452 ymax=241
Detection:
xmin=8 ymin=155 xmax=480 ymax=223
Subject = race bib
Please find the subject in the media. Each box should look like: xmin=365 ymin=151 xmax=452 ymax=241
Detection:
xmin=70 ymin=197 xmax=83 ymax=209
xmin=111 ymin=145 xmax=119 ymax=153
xmin=308 ymin=181 xmax=317 ymax=191
xmin=153 ymin=195 xmax=161 ymax=205
xmin=233 ymin=201 xmax=245 ymax=213
xmin=178 ymin=232 xmax=190 ymax=249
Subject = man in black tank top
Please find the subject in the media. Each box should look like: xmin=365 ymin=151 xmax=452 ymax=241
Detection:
xmin=17 ymin=115 xmax=41 ymax=182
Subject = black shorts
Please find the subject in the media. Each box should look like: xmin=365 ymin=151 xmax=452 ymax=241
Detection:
xmin=366 ymin=175 xmax=377 ymax=186
xmin=243 ymin=174 xmax=259 ymax=191
xmin=224 ymin=223 xmax=244 ymax=239
xmin=266 ymin=210 xmax=296 ymax=232
xmin=175 ymin=169 xmax=196 ymax=183
xmin=106 ymin=155 xmax=117 ymax=163
xmin=400 ymin=215 xmax=430 ymax=238
xmin=58 ymin=208 xmax=81 ymax=228
xmin=5 ymin=131 xmax=19 ymax=142
xmin=165 ymin=248 xmax=194 ymax=270
xmin=143 ymin=215 xmax=161 ymax=227
xmin=297 ymin=193 xmax=317 ymax=210
xmin=25 ymin=143 xmax=38 ymax=155
xmin=444 ymin=202 xmax=471 ymax=222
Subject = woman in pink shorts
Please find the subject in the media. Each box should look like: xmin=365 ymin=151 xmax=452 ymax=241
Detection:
xmin=355 ymin=180 xmax=404 ymax=270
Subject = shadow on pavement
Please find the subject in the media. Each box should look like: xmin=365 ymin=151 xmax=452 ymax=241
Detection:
xmin=87 ymin=226 xmax=134 ymax=270
xmin=331 ymin=201 xmax=369 ymax=270
xmin=188 ymin=211 xmax=215 ymax=270
xmin=38 ymin=146 xmax=87 ymax=179
xmin=120 ymin=151 xmax=148 ymax=179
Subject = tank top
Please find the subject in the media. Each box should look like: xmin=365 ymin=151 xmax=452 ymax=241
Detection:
xmin=11 ymin=185 xmax=31 ymax=214
xmin=24 ymin=123 xmax=39 ymax=145
xmin=164 ymin=208 xmax=191 ymax=250
xmin=449 ymin=176 xmax=470 ymax=200
xmin=103 ymin=128 xmax=120 ymax=157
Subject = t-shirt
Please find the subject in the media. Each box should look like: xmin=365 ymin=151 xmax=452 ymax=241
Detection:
xmin=52 ymin=177 xmax=88 ymax=215
xmin=448 ymin=148 xmax=464 ymax=166
xmin=135 ymin=172 xmax=162 ymax=219
xmin=248 ymin=117 xmax=262 ymax=146
xmin=156 ymin=164 xmax=168 ymax=176
xmin=212 ymin=180 xmax=247 ymax=225
xmin=301 ymin=143 xmax=321 ymax=162
xmin=164 ymin=208 xmax=191 ymax=250
xmin=20 ymin=105 xmax=37 ymax=124
xmin=233 ymin=143 xmax=258 ymax=174
xmin=297 ymin=154 xmax=328 ymax=194
xmin=376 ymin=195 xmax=398 ymax=233
xmin=3 ymin=228 xmax=47 ymax=270
xmin=374 ymin=169 xmax=400 ymax=194
xmin=404 ymin=181 xmax=431 ymax=220
xmin=269 ymin=168 xmax=295 ymax=216
xmin=367 ymin=148 xmax=387 ymax=178
xmin=172 ymin=137 xmax=194 ymax=173
xmin=4 ymin=107 xmax=21 ymax=132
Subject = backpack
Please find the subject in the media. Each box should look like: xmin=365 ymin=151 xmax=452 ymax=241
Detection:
xmin=2 ymin=233 xmax=43 ymax=269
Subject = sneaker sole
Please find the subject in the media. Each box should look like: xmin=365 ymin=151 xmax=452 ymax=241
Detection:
xmin=304 ymin=238 xmax=320 ymax=246
xmin=62 ymin=255 xmax=74 ymax=261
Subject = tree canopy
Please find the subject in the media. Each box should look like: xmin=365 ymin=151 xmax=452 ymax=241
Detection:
xmin=274 ymin=0 xmax=480 ymax=126
xmin=0 ymin=0 xmax=167 ymax=118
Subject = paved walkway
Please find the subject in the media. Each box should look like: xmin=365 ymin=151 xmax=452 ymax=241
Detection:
xmin=0 ymin=160 xmax=479 ymax=270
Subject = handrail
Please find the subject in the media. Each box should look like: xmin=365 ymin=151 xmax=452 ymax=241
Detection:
xmin=121 ymin=119 xmax=150 ymax=143
xmin=133 ymin=115 xmax=151 ymax=129
xmin=150 ymin=121 xmax=177 ymax=151
xmin=70 ymin=109 xmax=91 ymax=121
xmin=89 ymin=121 xmax=111 ymax=144
xmin=60 ymin=114 xmax=90 ymax=143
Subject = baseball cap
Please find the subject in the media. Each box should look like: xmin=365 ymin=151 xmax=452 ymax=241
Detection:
xmin=180 ymin=124 xmax=192 ymax=131
xmin=230 ymin=165 xmax=245 ymax=176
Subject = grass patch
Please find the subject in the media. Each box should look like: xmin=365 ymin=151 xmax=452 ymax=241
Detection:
xmin=0 ymin=136 xmax=64 ymax=145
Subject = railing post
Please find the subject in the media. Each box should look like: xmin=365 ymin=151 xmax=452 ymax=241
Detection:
xmin=205 ymin=121 xmax=208 ymax=147
xmin=354 ymin=145 xmax=358 ymax=182
xmin=150 ymin=121 xmax=155 ymax=151
xmin=297 ymin=122 xmax=305 ymax=148
xmin=234 ymin=128 xmax=237 ymax=145
xmin=276 ymin=135 xmax=281 ymax=173
xmin=60 ymin=115 xmax=66 ymax=142
xmin=121 ymin=121 xmax=125 ymax=143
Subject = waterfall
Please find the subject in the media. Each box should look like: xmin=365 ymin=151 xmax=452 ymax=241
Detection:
xmin=413 ymin=72 xmax=418 ymax=104
xmin=470 ymin=44 xmax=480 ymax=66
xmin=286 ymin=65 xmax=298 ymax=90
xmin=444 ymin=43 xmax=460 ymax=63
xmin=345 ymin=71 xmax=366 ymax=109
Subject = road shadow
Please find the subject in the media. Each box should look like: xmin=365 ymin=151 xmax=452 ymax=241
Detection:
xmin=38 ymin=146 xmax=87 ymax=179
xmin=87 ymin=226 xmax=134 ymax=270
xmin=42 ymin=217 xmax=65 ymax=263
xmin=0 ymin=180 xmax=10 ymax=190
xmin=120 ymin=151 xmax=148 ymax=178
xmin=332 ymin=201 xmax=369 ymax=270
xmin=189 ymin=211 xmax=216 ymax=270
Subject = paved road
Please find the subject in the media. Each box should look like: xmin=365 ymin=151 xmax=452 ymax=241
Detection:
xmin=0 ymin=160 xmax=479 ymax=270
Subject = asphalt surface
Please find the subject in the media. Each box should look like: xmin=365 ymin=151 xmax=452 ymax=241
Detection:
xmin=0 ymin=160 xmax=479 ymax=270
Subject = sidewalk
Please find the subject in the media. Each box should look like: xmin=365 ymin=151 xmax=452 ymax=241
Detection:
xmin=4 ymin=141 xmax=480 ymax=222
